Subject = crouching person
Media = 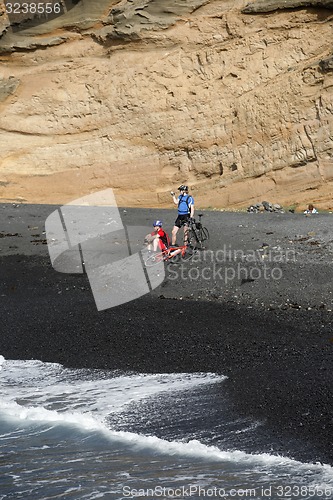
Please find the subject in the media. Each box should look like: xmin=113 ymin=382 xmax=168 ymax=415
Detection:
xmin=144 ymin=220 xmax=170 ymax=252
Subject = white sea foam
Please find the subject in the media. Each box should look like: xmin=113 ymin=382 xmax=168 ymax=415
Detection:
xmin=0 ymin=357 xmax=226 ymax=416
xmin=0 ymin=354 xmax=5 ymax=370
xmin=0 ymin=356 xmax=227 ymax=437
xmin=2 ymin=400 xmax=105 ymax=431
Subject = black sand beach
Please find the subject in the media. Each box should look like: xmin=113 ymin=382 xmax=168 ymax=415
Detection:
xmin=1 ymin=203 xmax=333 ymax=464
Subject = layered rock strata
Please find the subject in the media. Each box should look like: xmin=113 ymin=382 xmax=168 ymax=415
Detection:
xmin=0 ymin=0 xmax=332 ymax=209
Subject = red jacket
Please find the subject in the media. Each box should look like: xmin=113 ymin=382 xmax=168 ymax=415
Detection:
xmin=151 ymin=228 xmax=170 ymax=250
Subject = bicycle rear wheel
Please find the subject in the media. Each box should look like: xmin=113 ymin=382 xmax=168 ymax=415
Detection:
xmin=199 ymin=226 xmax=209 ymax=242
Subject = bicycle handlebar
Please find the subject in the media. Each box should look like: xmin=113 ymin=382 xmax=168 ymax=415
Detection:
xmin=180 ymin=219 xmax=193 ymax=226
xmin=179 ymin=214 xmax=204 ymax=227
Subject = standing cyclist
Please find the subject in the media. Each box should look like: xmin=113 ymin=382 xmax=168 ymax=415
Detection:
xmin=170 ymin=185 xmax=194 ymax=245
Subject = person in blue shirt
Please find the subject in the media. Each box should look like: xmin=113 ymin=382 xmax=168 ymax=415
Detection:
xmin=170 ymin=185 xmax=195 ymax=245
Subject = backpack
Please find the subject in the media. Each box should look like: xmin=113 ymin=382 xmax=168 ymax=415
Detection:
xmin=163 ymin=231 xmax=171 ymax=248
xmin=159 ymin=229 xmax=170 ymax=248
xmin=178 ymin=194 xmax=193 ymax=214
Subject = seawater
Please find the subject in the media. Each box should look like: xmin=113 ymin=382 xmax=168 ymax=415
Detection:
xmin=0 ymin=355 xmax=332 ymax=500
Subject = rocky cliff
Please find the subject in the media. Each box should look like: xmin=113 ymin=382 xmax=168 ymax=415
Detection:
xmin=0 ymin=0 xmax=332 ymax=209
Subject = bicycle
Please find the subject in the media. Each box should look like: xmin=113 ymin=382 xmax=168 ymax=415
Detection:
xmin=183 ymin=214 xmax=209 ymax=250
xmin=144 ymin=242 xmax=195 ymax=267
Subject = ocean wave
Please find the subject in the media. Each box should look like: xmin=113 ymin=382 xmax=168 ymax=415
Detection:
xmin=2 ymin=397 xmax=333 ymax=488
xmin=1 ymin=357 xmax=333 ymax=496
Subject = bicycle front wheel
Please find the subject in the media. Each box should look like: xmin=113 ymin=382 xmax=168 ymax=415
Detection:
xmin=187 ymin=229 xmax=203 ymax=250
xmin=144 ymin=252 xmax=164 ymax=267
xmin=197 ymin=226 xmax=209 ymax=249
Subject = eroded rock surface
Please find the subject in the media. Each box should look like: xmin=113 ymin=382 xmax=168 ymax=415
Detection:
xmin=0 ymin=0 xmax=333 ymax=209
xmin=243 ymin=0 xmax=333 ymax=13
xmin=0 ymin=3 xmax=10 ymax=36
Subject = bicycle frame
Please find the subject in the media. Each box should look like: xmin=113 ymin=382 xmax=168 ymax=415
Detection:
xmin=144 ymin=243 xmax=192 ymax=267
xmin=181 ymin=214 xmax=209 ymax=249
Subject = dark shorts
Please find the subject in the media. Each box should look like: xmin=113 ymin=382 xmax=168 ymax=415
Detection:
xmin=174 ymin=214 xmax=190 ymax=228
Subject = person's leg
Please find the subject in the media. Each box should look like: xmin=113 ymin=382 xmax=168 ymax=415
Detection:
xmin=170 ymin=247 xmax=182 ymax=257
xmin=171 ymin=225 xmax=179 ymax=245
xmin=182 ymin=216 xmax=190 ymax=244
xmin=153 ymin=237 xmax=160 ymax=251
xmin=183 ymin=224 xmax=189 ymax=244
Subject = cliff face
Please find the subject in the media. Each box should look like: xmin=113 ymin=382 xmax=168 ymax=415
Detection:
xmin=0 ymin=0 xmax=333 ymax=209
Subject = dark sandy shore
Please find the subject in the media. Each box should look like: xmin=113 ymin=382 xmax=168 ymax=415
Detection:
xmin=1 ymin=203 xmax=333 ymax=464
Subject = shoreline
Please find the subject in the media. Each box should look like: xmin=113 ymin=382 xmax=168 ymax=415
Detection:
xmin=1 ymin=203 xmax=333 ymax=464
